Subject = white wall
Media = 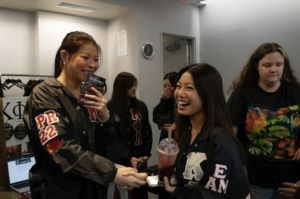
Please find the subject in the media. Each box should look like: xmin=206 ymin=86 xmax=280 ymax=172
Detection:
xmin=107 ymin=11 xmax=138 ymax=99
xmin=163 ymin=38 xmax=188 ymax=75
xmin=0 ymin=8 xmax=35 ymax=97
xmin=199 ymin=0 xmax=300 ymax=92
xmin=0 ymin=9 xmax=108 ymax=97
xmin=36 ymin=11 xmax=108 ymax=79
xmin=99 ymin=0 xmax=201 ymax=166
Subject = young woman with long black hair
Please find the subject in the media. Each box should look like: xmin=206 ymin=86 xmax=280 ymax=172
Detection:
xmin=161 ymin=63 xmax=250 ymax=198
xmin=96 ymin=72 xmax=152 ymax=199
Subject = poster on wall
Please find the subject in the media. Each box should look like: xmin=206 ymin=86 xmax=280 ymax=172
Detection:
xmin=117 ymin=30 xmax=127 ymax=56
xmin=2 ymin=97 xmax=29 ymax=157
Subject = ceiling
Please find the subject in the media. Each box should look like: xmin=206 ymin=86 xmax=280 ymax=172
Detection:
xmin=0 ymin=0 xmax=134 ymax=20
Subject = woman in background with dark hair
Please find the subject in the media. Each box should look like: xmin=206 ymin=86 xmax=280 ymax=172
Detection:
xmin=96 ymin=72 xmax=152 ymax=199
xmin=23 ymin=31 xmax=146 ymax=199
xmin=227 ymin=43 xmax=300 ymax=199
xmin=162 ymin=64 xmax=250 ymax=198
xmin=153 ymin=72 xmax=178 ymax=142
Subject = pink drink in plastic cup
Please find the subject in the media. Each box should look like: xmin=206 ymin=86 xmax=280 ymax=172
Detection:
xmin=157 ymin=138 xmax=179 ymax=182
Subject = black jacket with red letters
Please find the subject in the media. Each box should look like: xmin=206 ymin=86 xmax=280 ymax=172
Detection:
xmin=170 ymin=122 xmax=250 ymax=199
xmin=95 ymin=100 xmax=152 ymax=167
xmin=23 ymin=77 xmax=117 ymax=199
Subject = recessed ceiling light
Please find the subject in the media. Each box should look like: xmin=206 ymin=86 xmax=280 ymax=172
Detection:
xmin=199 ymin=0 xmax=207 ymax=4
xmin=57 ymin=2 xmax=96 ymax=12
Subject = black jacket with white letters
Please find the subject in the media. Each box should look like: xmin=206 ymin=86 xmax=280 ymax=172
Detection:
xmin=170 ymin=122 xmax=250 ymax=199
xmin=23 ymin=77 xmax=117 ymax=199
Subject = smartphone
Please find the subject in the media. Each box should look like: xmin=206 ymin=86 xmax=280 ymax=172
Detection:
xmin=78 ymin=72 xmax=106 ymax=104
xmin=156 ymin=114 xmax=172 ymax=130
xmin=146 ymin=175 xmax=179 ymax=187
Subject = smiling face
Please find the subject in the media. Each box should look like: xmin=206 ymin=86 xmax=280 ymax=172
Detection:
xmin=257 ymin=52 xmax=284 ymax=88
xmin=126 ymin=81 xmax=137 ymax=98
xmin=63 ymin=43 xmax=99 ymax=83
xmin=174 ymin=71 xmax=203 ymax=117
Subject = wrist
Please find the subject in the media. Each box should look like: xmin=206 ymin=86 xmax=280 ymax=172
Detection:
xmin=98 ymin=109 xmax=110 ymax=122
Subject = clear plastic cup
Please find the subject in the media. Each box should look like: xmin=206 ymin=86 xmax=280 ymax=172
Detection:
xmin=157 ymin=138 xmax=179 ymax=182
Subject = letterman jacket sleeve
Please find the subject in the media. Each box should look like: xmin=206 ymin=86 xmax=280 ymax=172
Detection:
xmin=23 ymin=86 xmax=117 ymax=185
xmin=141 ymin=102 xmax=153 ymax=158
xmin=170 ymin=130 xmax=250 ymax=199
xmin=153 ymin=98 xmax=171 ymax=124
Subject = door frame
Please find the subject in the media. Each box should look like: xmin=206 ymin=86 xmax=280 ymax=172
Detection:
xmin=160 ymin=32 xmax=196 ymax=76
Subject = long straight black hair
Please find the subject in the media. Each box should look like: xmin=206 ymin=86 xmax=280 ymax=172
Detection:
xmin=175 ymin=63 xmax=234 ymax=143
xmin=111 ymin=72 xmax=140 ymax=118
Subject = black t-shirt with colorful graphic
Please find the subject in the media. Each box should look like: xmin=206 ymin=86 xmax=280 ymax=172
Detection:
xmin=227 ymin=82 xmax=300 ymax=188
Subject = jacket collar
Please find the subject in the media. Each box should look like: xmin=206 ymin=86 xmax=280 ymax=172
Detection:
xmin=182 ymin=121 xmax=209 ymax=154
xmin=44 ymin=77 xmax=63 ymax=87
xmin=45 ymin=77 xmax=78 ymax=100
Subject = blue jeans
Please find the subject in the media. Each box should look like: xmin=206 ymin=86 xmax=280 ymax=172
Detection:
xmin=250 ymin=184 xmax=286 ymax=199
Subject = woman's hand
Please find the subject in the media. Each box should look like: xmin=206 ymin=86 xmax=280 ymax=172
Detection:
xmin=162 ymin=88 xmax=173 ymax=100
xmin=164 ymin=177 xmax=176 ymax=193
xmin=163 ymin=124 xmax=172 ymax=131
xmin=130 ymin=157 xmax=143 ymax=169
xmin=114 ymin=168 xmax=147 ymax=188
xmin=292 ymin=148 xmax=300 ymax=161
xmin=279 ymin=182 xmax=300 ymax=198
xmin=163 ymin=123 xmax=176 ymax=132
xmin=80 ymin=86 xmax=109 ymax=121
xmin=122 ymin=171 xmax=148 ymax=181
xmin=118 ymin=185 xmax=134 ymax=191
xmin=119 ymin=171 xmax=148 ymax=190
xmin=141 ymin=156 xmax=148 ymax=161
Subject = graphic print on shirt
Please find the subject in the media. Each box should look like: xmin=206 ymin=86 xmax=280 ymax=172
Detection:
xmin=129 ymin=108 xmax=143 ymax=146
xmin=246 ymin=105 xmax=300 ymax=159
xmin=35 ymin=110 xmax=60 ymax=146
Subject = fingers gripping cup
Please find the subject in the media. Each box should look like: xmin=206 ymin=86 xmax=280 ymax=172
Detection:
xmin=157 ymin=138 xmax=179 ymax=182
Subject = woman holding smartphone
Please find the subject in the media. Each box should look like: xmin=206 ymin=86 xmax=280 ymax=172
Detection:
xmin=23 ymin=31 xmax=146 ymax=199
